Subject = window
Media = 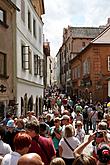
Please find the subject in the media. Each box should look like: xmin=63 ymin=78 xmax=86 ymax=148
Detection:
xmin=77 ymin=66 xmax=80 ymax=78
xmin=21 ymin=0 xmax=25 ymax=22
xmin=28 ymin=48 xmax=32 ymax=74
xmin=33 ymin=18 xmax=36 ymax=38
xmin=83 ymin=59 xmax=90 ymax=75
xmin=21 ymin=44 xmax=29 ymax=70
xmin=0 ymin=8 xmax=6 ymax=24
xmin=0 ymin=52 xmax=6 ymax=77
xmin=39 ymin=59 xmax=43 ymax=77
xmin=34 ymin=55 xmax=39 ymax=75
xmin=108 ymin=56 xmax=110 ymax=71
xmin=82 ymin=42 xmax=85 ymax=47
xmin=39 ymin=27 xmax=41 ymax=44
xmin=28 ymin=10 xmax=31 ymax=31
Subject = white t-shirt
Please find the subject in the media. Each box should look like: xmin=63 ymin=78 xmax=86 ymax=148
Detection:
xmin=75 ymin=128 xmax=85 ymax=143
xmin=59 ymin=136 xmax=80 ymax=159
xmin=1 ymin=151 xmax=21 ymax=165
xmin=0 ymin=140 xmax=12 ymax=157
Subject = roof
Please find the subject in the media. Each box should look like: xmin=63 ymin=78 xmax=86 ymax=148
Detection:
xmin=7 ymin=0 xmax=20 ymax=11
xmin=92 ymin=25 xmax=110 ymax=44
xmin=70 ymin=27 xmax=104 ymax=39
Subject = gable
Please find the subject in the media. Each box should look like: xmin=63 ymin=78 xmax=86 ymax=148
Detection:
xmin=92 ymin=26 xmax=110 ymax=44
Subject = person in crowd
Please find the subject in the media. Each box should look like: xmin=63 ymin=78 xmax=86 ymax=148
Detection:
xmin=49 ymin=117 xmax=62 ymax=156
xmin=74 ymin=102 xmax=83 ymax=113
xmin=39 ymin=116 xmax=45 ymax=123
xmin=19 ymin=115 xmax=28 ymax=124
xmin=0 ymin=113 xmax=13 ymax=126
xmin=17 ymin=153 xmax=44 ymax=165
xmin=53 ymin=110 xmax=60 ymax=118
xmin=67 ymin=96 xmax=73 ymax=109
xmin=73 ymin=132 xmax=110 ymax=165
xmin=91 ymin=121 xmax=110 ymax=161
xmin=45 ymin=114 xmax=54 ymax=127
xmin=4 ymin=119 xmax=16 ymax=150
xmin=56 ymin=96 xmax=62 ymax=109
xmin=75 ymin=109 xmax=83 ymax=123
xmin=90 ymin=106 xmax=98 ymax=132
xmin=87 ymin=104 xmax=92 ymax=128
xmin=1 ymin=132 xmax=32 ymax=165
xmin=69 ymin=116 xmax=75 ymax=128
xmin=39 ymin=122 xmax=49 ymax=137
xmin=106 ymin=114 xmax=110 ymax=130
xmin=50 ymin=157 xmax=66 ymax=165
xmin=75 ymin=121 xmax=85 ymax=143
xmin=62 ymin=110 xmax=70 ymax=116
xmin=82 ymin=105 xmax=89 ymax=134
xmin=26 ymin=121 xmax=56 ymax=165
xmin=73 ymin=154 xmax=97 ymax=165
xmin=27 ymin=111 xmax=38 ymax=122
xmin=61 ymin=115 xmax=70 ymax=136
xmin=15 ymin=119 xmax=25 ymax=132
xmin=47 ymin=97 xmax=51 ymax=111
xmin=0 ymin=126 xmax=12 ymax=157
xmin=59 ymin=124 xmax=80 ymax=165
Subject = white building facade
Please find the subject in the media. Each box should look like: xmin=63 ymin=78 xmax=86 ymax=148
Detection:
xmin=15 ymin=0 xmax=44 ymax=116
xmin=47 ymin=56 xmax=57 ymax=87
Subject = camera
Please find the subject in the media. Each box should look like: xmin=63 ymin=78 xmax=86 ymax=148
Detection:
xmin=95 ymin=132 xmax=103 ymax=138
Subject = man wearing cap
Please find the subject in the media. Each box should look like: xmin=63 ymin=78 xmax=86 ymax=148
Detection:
xmin=4 ymin=119 xmax=16 ymax=150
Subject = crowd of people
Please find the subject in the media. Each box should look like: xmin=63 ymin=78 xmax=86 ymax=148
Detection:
xmin=0 ymin=91 xmax=110 ymax=165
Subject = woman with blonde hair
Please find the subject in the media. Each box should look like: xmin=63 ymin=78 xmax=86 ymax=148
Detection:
xmin=50 ymin=157 xmax=65 ymax=165
xmin=59 ymin=124 xmax=80 ymax=165
xmin=73 ymin=154 xmax=96 ymax=165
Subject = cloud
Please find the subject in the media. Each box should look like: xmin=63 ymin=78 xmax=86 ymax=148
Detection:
xmin=42 ymin=0 xmax=110 ymax=57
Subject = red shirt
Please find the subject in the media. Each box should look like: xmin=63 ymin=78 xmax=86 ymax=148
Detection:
xmin=29 ymin=136 xmax=56 ymax=165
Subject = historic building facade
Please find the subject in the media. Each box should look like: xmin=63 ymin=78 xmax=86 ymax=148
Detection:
xmin=0 ymin=0 xmax=19 ymax=119
xmin=71 ymin=25 xmax=110 ymax=102
xmin=57 ymin=26 xmax=103 ymax=96
xmin=0 ymin=0 xmax=45 ymax=118
xmin=15 ymin=0 xmax=45 ymax=116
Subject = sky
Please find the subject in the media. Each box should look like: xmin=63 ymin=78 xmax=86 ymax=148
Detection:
xmin=42 ymin=0 xmax=110 ymax=57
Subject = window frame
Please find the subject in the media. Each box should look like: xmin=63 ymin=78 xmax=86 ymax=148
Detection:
xmin=108 ymin=56 xmax=110 ymax=71
xmin=0 ymin=51 xmax=7 ymax=77
xmin=0 ymin=8 xmax=6 ymax=24
xmin=21 ymin=44 xmax=29 ymax=70
xmin=28 ymin=9 xmax=31 ymax=32
xmin=34 ymin=54 xmax=39 ymax=75
xmin=33 ymin=18 xmax=36 ymax=38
